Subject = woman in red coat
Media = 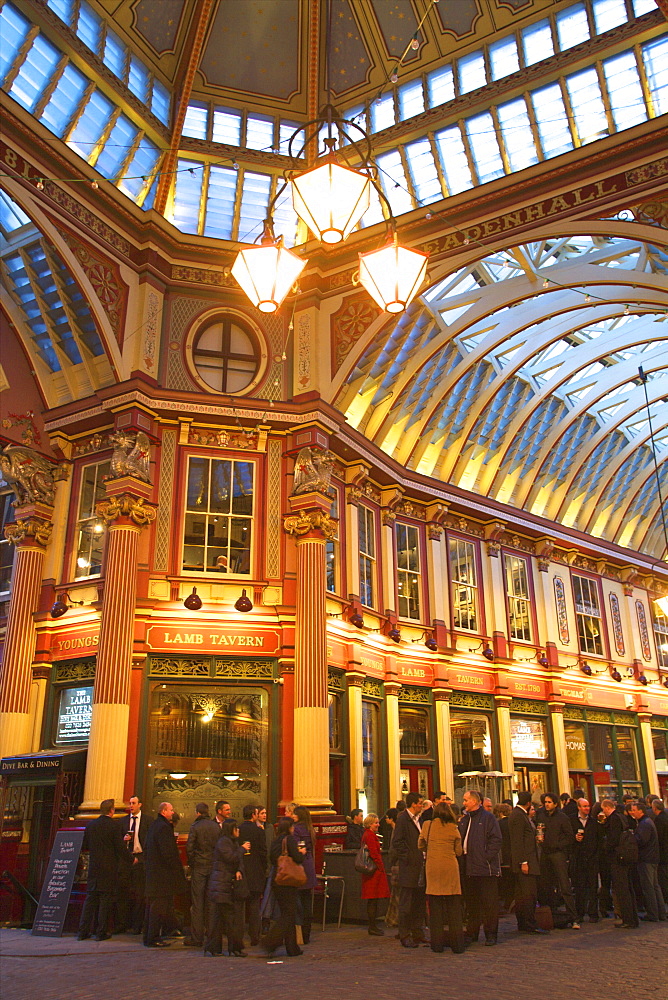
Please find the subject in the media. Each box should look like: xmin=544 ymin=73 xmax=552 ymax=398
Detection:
xmin=360 ymin=813 xmax=390 ymax=935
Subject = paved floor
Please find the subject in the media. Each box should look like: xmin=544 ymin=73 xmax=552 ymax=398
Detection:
xmin=1 ymin=914 xmax=666 ymax=1000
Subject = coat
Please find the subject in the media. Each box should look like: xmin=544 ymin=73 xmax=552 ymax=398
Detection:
xmin=418 ymin=819 xmax=461 ymax=896
xmin=238 ymin=820 xmax=268 ymax=892
xmin=507 ymin=805 xmax=540 ymax=876
xmin=634 ymin=815 xmax=660 ymax=864
xmin=293 ymin=821 xmax=317 ymax=890
xmin=345 ymin=822 xmax=364 ymax=850
xmin=652 ymin=808 xmax=668 ymax=864
xmin=186 ymin=815 xmax=221 ymax=874
xmin=603 ymin=809 xmax=628 ymax=860
xmin=144 ymin=813 xmax=187 ymax=899
xmin=541 ymin=809 xmax=575 ymax=856
xmin=83 ymin=814 xmax=124 ymax=892
xmin=208 ymin=835 xmax=245 ymax=904
xmin=458 ymin=806 xmax=502 ymax=877
xmin=569 ymin=813 xmax=601 ymax=864
xmin=118 ymin=811 xmax=149 ymax=856
xmin=392 ymin=809 xmax=425 ymax=888
xmin=269 ymin=831 xmax=304 ymax=885
xmin=360 ymin=828 xmax=390 ymax=899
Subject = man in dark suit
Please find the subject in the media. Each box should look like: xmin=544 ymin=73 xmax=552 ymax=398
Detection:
xmin=238 ymin=803 xmax=268 ymax=945
xmin=143 ymin=801 xmax=187 ymax=947
xmin=78 ymin=798 xmax=124 ymax=941
xmin=570 ymin=797 xmax=601 ymax=924
xmin=118 ymin=793 xmax=148 ymax=934
xmin=392 ymin=791 xmax=425 ymax=948
xmin=185 ymin=802 xmax=221 ymax=947
xmin=508 ymin=790 xmax=547 ymax=934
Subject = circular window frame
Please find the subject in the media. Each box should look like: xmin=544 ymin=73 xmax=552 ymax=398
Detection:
xmin=184 ymin=308 xmax=269 ymax=396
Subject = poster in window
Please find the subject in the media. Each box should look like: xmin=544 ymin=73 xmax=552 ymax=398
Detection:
xmin=510 ymin=717 xmax=548 ymax=759
xmin=56 ymin=686 xmax=93 ymax=743
xmin=417 ymin=769 xmax=429 ymax=799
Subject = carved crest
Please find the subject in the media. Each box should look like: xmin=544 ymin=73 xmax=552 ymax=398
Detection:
xmin=107 ymin=431 xmax=152 ymax=483
xmin=291 ymin=447 xmax=334 ymax=496
xmin=0 ymin=445 xmax=57 ymax=506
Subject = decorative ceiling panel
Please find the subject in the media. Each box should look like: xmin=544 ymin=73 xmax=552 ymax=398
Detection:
xmin=132 ymin=0 xmax=186 ymax=55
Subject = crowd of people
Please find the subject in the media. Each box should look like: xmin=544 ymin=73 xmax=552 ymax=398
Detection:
xmin=75 ymin=787 xmax=667 ymax=957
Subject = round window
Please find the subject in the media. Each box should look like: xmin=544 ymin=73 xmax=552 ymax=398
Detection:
xmin=192 ymin=317 xmax=260 ymax=393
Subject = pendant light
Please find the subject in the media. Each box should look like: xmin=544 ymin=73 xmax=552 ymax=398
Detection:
xmin=231 ymin=220 xmax=306 ymax=314
xmin=358 ymin=231 xmax=429 ymax=314
xmin=291 ymin=154 xmax=371 ymax=245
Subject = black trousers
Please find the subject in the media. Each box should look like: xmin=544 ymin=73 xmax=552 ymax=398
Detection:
xmin=571 ymin=860 xmax=599 ymax=920
xmin=297 ymin=887 xmax=313 ymax=942
xmin=427 ymin=894 xmax=464 ymax=952
xmin=514 ymin=873 xmax=538 ymax=931
xmin=263 ymin=884 xmax=301 ymax=956
xmin=189 ymin=868 xmax=210 ymax=945
xmin=463 ymin=875 xmax=499 ymax=942
xmin=245 ymin=890 xmax=263 ymax=944
xmin=143 ymin=896 xmax=175 ymax=946
xmin=610 ymin=860 xmax=638 ymax=927
xmin=658 ymin=862 xmax=668 ymax=905
xmin=398 ymin=885 xmax=426 ymax=941
xmin=118 ymin=858 xmax=145 ymax=932
xmin=540 ymin=851 xmax=577 ymax=922
xmin=79 ymin=889 xmax=114 ymax=936
xmin=205 ymin=899 xmax=244 ymax=954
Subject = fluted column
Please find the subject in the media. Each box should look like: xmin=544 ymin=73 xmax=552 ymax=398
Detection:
xmin=494 ymin=694 xmax=514 ymax=775
xmin=549 ymin=701 xmax=570 ymax=794
xmin=284 ymin=492 xmax=337 ymax=811
xmin=434 ymin=688 xmax=455 ymax=799
xmin=638 ymin=710 xmax=660 ymax=796
xmin=79 ymin=480 xmax=156 ymax=815
xmin=0 ymin=505 xmax=53 ymax=760
xmin=385 ymin=681 xmax=403 ymax=805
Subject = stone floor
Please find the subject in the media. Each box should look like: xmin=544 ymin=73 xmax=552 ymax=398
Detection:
xmin=1 ymin=914 xmax=666 ymax=1000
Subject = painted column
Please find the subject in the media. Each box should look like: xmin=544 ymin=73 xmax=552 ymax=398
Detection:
xmin=426 ymin=516 xmax=448 ymax=624
xmin=549 ymin=701 xmax=571 ymax=793
xmin=29 ymin=665 xmax=51 ymax=751
xmin=484 ymin=523 xmax=508 ymax=659
xmin=494 ymin=695 xmax=514 ymax=775
xmin=0 ymin=505 xmax=53 ymax=760
xmin=79 ymin=480 xmax=156 ymax=814
xmin=284 ymin=491 xmax=337 ymax=811
xmin=347 ymin=672 xmax=364 ymax=811
xmin=381 ymin=509 xmax=396 ymax=615
xmin=638 ymin=710 xmax=660 ymax=796
xmin=434 ymin=688 xmax=455 ymax=799
xmin=346 ymin=498 xmax=360 ymax=599
xmin=385 ymin=681 xmax=402 ymax=805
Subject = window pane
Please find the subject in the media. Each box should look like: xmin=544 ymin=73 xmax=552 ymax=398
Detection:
xmin=173 ymin=159 xmax=203 ymax=235
xmin=128 ymin=55 xmax=150 ymax=103
xmin=376 ymin=150 xmax=413 ymax=214
xmin=67 ymin=89 xmax=115 ymax=159
xmin=151 ymin=80 xmax=170 ymax=124
xmin=399 ymin=707 xmax=429 ymax=756
xmin=615 ymin=726 xmax=638 ymax=780
xmin=643 ymin=37 xmax=668 ymax=115
xmin=497 ymin=98 xmax=539 ymax=171
xmin=522 ymin=19 xmax=554 ymax=67
xmin=183 ymin=457 xmax=253 ymax=574
xmin=434 ymin=125 xmax=473 ymax=194
xmin=466 ymin=112 xmax=505 ymax=183
xmin=184 ymin=103 xmax=208 ymax=139
xmin=489 ymin=36 xmax=519 ymax=81
xmin=40 ymin=62 xmax=88 ymax=137
xmin=118 ymin=138 xmax=160 ymax=201
xmin=103 ymin=28 xmax=127 ymax=80
xmin=246 ymin=116 xmax=274 ymax=151
xmin=203 ymin=165 xmax=236 ymax=239
xmin=405 ymin=138 xmax=441 ymax=204
xmin=593 ymin=0 xmax=628 ymax=34
xmin=450 ymin=538 xmax=478 ymax=631
xmin=0 ymin=4 xmax=31 ymax=84
xmin=427 ymin=64 xmax=455 ymax=107
xmin=458 ymin=51 xmax=487 ymax=95
xmin=398 ymin=78 xmax=424 ymax=120
xmin=237 ymin=171 xmax=271 ymax=243
xmin=76 ymin=2 xmax=102 ymax=54
xmin=602 ymin=52 xmax=647 ymax=130
xmin=531 ymin=83 xmax=574 ymax=158
xmin=279 ymin=121 xmax=304 ymax=156
xmin=556 ymin=3 xmax=590 ymax=51
xmin=75 ymin=461 xmax=109 ymax=579
xmin=566 ymin=67 xmax=609 ymax=144
xmin=47 ymin=0 xmax=74 ymax=23
xmin=95 ymin=114 xmax=138 ymax=179
xmin=212 ymin=108 xmax=241 ymax=146
xmin=9 ymin=34 xmax=61 ymax=112
xmin=371 ymin=92 xmax=395 ymax=132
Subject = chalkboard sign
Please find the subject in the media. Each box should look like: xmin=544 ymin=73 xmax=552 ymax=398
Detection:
xmin=31 ymin=829 xmax=85 ymax=937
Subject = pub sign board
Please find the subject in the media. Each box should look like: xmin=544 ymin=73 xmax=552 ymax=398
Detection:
xmin=31 ymin=829 xmax=85 ymax=937
xmin=1 ymin=754 xmax=63 ymax=778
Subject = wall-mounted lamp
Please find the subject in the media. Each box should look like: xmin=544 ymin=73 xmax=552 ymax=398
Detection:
xmin=611 ymin=668 xmax=623 ymax=683
xmin=50 ymin=592 xmax=84 ymax=619
xmin=349 ymin=610 xmax=364 ymax=628
xmin=468 ymin=640 xmax=494 ymax=662
xmin=183 ymin=587 xmax=202 ymax=611
xmin=387 ymin=624 xmax=401 ymax=643
xmin=538 ymin=653 xmax=549 ymax=667
xmin=637 ymin=673 xmax=649 ymax=686
xmin=234 ymin=589 xmax=253 ymax=613
xmin=580 ymin=661 xmax=593 ymax=676
xmin=413 ymin=631 xmax=438 ymax=652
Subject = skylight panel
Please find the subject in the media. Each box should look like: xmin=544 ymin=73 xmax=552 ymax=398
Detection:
xmin=566 ymin=383 xmax=597 ymax=401
xmin=405 ymin=138 xmax=441 ymax=205
xmin=496 ymin=345 xmax=524 ymax=366
xmin=556 ymin=4 xmax=590 ymax=51
xmin=531 ymin=84 xmax=574 ymax=159
xmin=9 ymin=34 xmax=61 ymax=113
xmin=566 ymin=68 xmax=609 ymax=144
xmin=76 ymin=2 xmax=102 ymax=56
xmin=103 ymin=28 xmax=127 ymax=80
xmin=593 ymin=0 xmax=628 ymax=34
xmin=602 ymin=52 xmax=648 ymax=130
xmin=183 ymin=103 xmax=208 ymax=140
xmin=151 ymin=81 xmax=170 ymax=125
xmin=521 ymin=20 xmax=554 ymax=67
xmin=625 ymin=418 xmax=649 ymax=434
xmin=439 ymin=303 xmax=475 ymax=326
xmin=237 ymin=171 xmax=272 ymax=243
xmin=375 ymin=150 xmax=413 ymax=216
xmin=358 ymin=183 xmax=385 ymax=229
xmin=213 ymin=109 xmax=242 ymax=146
xmin=203 ymin=166 xmax=236 ymax=239
xmin=39 ymin=62 xmax=88 ymax=137
xmin=95 ymin=115 xmax=138 ymax=179
xmin=642 ymin=37 xmax=668 ymax=115
xmin=246 ymin=116 xmax=273 ymax=151
xmin=597 ymin=402 xmax=625 ymax=419
xmin=0 ymin=4 xmax=31 ymax=83
xmin=398 ymin=79 xmax=424 ymax=121
xmin=497 ymin=98 xmax=539 ymax=172
xmin=371 ymin=93 xmax=395 ymax=133
xmin=434 ymin=126 xmax=474 ymax=195
xmin=271 ymin=183 xmax=299 ymax=247
xmin=280 ymin=122 xmax=303 ymax=156
xmin=67 ymin=89 xmax=115 ymax=159
xmin=466 ymin=113 xmax=505 ymax=183
xmin=128 ymin=56 xmax=150 ymax=104
xmin=427 ymin=65 xmax=455 ymax=107
xmin=118 ymin=138 xmax=160 ymax=201
xmin=632 ymin=0 xmax=657 ymax=13
xmin=488 ymin=36 xmax=519 ymax=81
xmin=47 ymin=0 xmax=74 ymax=23
xmin=0 ymin=191 xmax=30 ymax=234
xmin=533 ymin=364 xmax=563 ymax=384
xmin=172 ymin=160 xmax=203 ymax=235
xmin=458 ymin=52 xmax=486 ymax=96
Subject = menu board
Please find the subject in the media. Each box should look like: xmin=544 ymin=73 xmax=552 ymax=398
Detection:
xmin=56 ymin=686 xmax=93 ymax=744
xmin=510 ymin=717 xmax=548 ymax=759
xmin=31 ymin=829 xmax=85 ymax=937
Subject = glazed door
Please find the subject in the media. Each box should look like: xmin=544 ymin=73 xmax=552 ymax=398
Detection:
xmin=399 ymin=765 xmax=433 ymax=800
xmin=569 ymin=773 xmax=593 ymax=802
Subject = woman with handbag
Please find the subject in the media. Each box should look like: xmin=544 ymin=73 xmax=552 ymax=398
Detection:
xmin=261 ymin=816 xmax=307 ymax=957
xmin=418 ymin=801 xmax=464 ymax=954
xmin=360 ymin=813 xmax=390 ymax=936
xmin=293 ymin=805 xmax=317 ymax=944
xmin=205 ymin=819 xmax=249 ymax=957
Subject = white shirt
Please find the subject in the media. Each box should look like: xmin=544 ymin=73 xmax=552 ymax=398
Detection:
xmin=130 ymin=812 xmax=142 ymax=854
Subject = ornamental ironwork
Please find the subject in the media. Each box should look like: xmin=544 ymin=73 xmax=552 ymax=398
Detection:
xmin=361 ymin=678 xmax=383 ymax=699
xmin=509 ymin=697 xmax=548 ymax=716
xmin=563 ymin=706 xmax=585 ymax=721
xmin=449 ymin=690 xmax=494 ymax=711
xmin=54 ymin=657 xmax=96 ymax=682
xmin=398 ymin=685 xmax=431 ymax=705
xmin=149 ymin=656 xmax=211 ymax=677
xmin=328 ymin=669 xmax=344 ymax=690
xmin=586 ymin=709 xmax=613 ymax=724
xmin=214 ymin=659 xmax=274 ymax=679
xmin=612 ymin=711 xmax=637 ymax=726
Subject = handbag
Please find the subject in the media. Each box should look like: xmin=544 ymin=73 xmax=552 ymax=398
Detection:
xmin=354 ymin=842 xmax=377 ymax=876
xmin=232 ymin=873 xmax=250 ymax=900
xmin=274 ymin=837 xmax=307 ymax=887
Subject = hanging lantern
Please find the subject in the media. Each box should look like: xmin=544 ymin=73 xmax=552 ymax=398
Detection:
xmin=358 ymin=234 xmax=428 ymax=313
xmin=231 ymin=224 xmax=306 ymax=313
xmin=291 ymin=156 xmax=371 ymax=245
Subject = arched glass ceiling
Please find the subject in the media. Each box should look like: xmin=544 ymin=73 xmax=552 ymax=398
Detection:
xmin=338 ymin=234 xmax=668 ymax=557
xmin=0 ymin=189 xmax=114 ymax=404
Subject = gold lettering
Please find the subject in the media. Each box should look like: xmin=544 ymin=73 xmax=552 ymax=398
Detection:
xmin=595 ymin=178 xmax=618 ymax=197
xmin=523 ymin=202 xmax=546 ymax=223
xmin=548 ymin=196 xmax=570 ymax=214
xmin=481 ymin=219 xmax=500 ymax=237
xmin=501 ymin=211 xmax=523 ymax=230
xmin=572 ymin=186 xmax=595 ymax=206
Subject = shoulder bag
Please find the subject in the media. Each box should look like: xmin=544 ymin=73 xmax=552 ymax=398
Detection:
xmin=274 ymin=837 xmax=307 ymax=887
xmin=354 ymin=840 xmax=377 ymax=876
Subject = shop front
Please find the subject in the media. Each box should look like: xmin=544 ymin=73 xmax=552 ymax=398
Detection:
xmin=448 ymin=690 xmax=499 ymax=805
xmin=561 ymin=706 xmax=644 ymax=802
xmin=650 ymin=718 xmax=668 ymax=801
xmin=509 ymin=701 xmax=554 ymax=802
xmin=398 ymin=686 xmax=435 ymax=800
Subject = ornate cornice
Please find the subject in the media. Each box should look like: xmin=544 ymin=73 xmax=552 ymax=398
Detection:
xmin=283 ymin=509 xmax=337 ymax=540
xmin=96 ymin=494 xmax=157 ymax=527
xmin=5 ymin=516 xmax=53 ymax=548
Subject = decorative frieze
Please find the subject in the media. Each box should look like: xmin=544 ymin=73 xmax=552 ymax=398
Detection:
xmin=188 ymin=426 xmax=259 ymax=450
xmin=398 ymin=685 xmax=431 ymax=704
xmin=509 ymin=697 xmax=548 ymax=716
xmin=54 ymin=658 xmax=96 ymax=683
xmin=149 ymin=657 xmax=211 ymax=677
xmin=283 ymin=509 xmax=337 ymax=539
xmin=215 ymin=659 xmax=274 ymax=680
xmin=449 ymin=690 xmax=494 ymax=711
xmin=361 ymin=678 xmax=383 ymax=699
xmin=96 ymin=494 xmax=157 ymax=527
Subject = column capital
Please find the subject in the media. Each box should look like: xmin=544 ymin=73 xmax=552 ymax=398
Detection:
xmin=283 ymin=507 xmax=337 ymax=540
xmin=96 ymin=493 xmax=157 ymax=528
xmin=346 ymin=671 xmax=366 ymax=688
xmin=5 ymin=503 xmax=54 ymax=548
xmin=548 ymin=700 xmax=565 ymax=714
xmin=384 ymin=681 xmax=402 ymax=697
xmin=494 ymin=694 xmax=512 ymax=707
xmin=433 ymin=687 xmax=452 ymax=703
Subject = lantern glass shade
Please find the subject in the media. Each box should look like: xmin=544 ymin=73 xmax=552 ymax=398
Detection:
xmin=291 ymin=159 xmax=371 ymax=245
xmin=231 ymin=240 xmax=306 ymax=313
xmin=358 ymin=239 xmax=428 ymax=313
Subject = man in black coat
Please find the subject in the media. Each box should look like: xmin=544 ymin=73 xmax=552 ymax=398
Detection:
xmin=238 ymin=804 xmax=268 ymax=945
xmin=143 ymin=801 xmax=187 ymax=947
xmin=458 ymin=789 xmax=503 ymax=945
xmin=392 ymin=791 xmax=426 ymax=948
xmin=601 ymin=798 xmax=638 ymax=928
xmin=539 ymin=792 xmax=578 ymax=927
xmin=569 ymin=797 xmax=601 ymax=924
xmin=630 ymin=800 xmax=666 ymax=921
xmin=117 ymin=793 xmax=149 ymax=934
xmin=78 ymin=798 xmax=124 ymax=941
xmin=650 ymin=798 xmax=668 ymax=904
xmin=508 ymin=790 xmax=547 ymax=934
xmin=185 ymin=802 xmax=221 ymax=947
